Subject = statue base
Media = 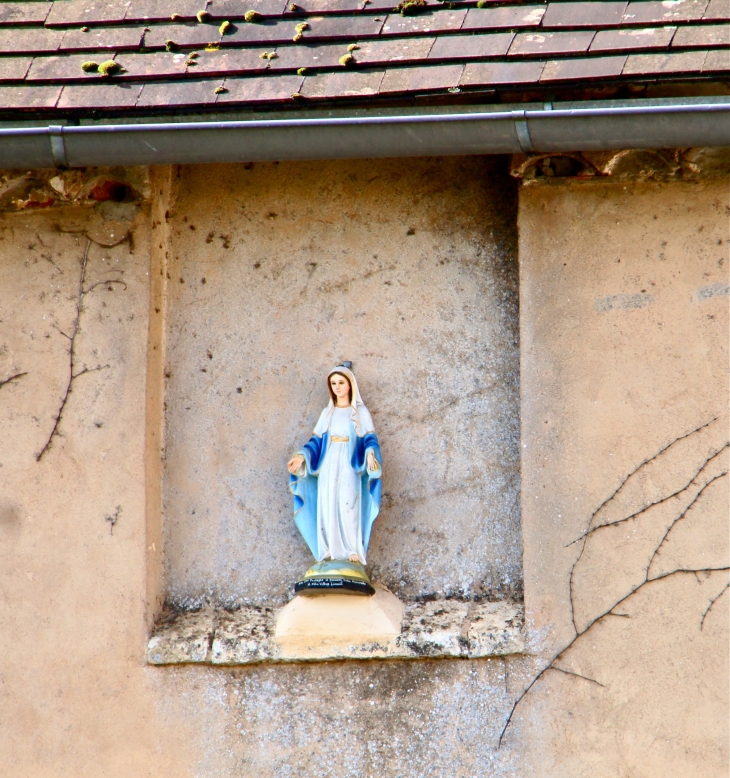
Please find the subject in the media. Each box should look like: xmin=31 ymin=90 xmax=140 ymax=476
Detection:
xmin=294 ymin=559 xmax=375 ymax=597
xmin=275 ymin=583 xmax=404 ymax=656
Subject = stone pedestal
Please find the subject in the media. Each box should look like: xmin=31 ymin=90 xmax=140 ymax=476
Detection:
xmin=273 ymin=585 xmax=404 ymax=659
xmin=148 ymin=598 xmax=525 ymax=664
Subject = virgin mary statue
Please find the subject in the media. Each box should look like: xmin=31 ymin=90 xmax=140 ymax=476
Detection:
xmin=287 ymin=365 xmax=382 ymax=595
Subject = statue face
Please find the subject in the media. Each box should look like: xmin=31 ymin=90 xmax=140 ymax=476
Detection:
xmin=329 ymin=374 xmax=351 ymax=402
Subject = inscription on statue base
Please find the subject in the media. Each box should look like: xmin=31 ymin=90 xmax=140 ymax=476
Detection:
xmin=295 ymin=577 xmax=376 ymax=596
xmin=294 ymin=558 xmax=376 ymax=597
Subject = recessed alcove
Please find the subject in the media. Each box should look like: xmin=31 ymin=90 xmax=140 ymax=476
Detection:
xmin=151 ymin=156 xmax=522 ymax=659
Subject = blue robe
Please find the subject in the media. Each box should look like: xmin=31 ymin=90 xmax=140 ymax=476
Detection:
xmin=289 ymin=421 xmax=382 ymax=560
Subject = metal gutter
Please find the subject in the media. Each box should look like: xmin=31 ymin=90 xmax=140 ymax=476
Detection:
xmin=1 ymin=99 xmax=728 ymax=168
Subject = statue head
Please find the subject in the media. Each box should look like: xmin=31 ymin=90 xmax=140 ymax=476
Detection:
xmin=328 ymin=371 xmax=352 ymax=406
xmin=326 ymin=363 xmax=362 ymax=409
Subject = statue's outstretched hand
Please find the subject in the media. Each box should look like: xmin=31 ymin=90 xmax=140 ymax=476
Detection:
xmin=288 ymin=454 xmax=305 ymax=475
xmin=366 ymin=451 xmax=380 ymax=472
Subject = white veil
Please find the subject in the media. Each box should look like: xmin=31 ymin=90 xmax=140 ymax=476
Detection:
xmin=313 ymin=365 xmax=374 ymax=437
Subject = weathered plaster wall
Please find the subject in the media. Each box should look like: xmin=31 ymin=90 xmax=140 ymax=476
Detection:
xmin=0 ymin=162 xmax=727 ymax=778
xmin=161 ymin=157 xmax=522 ymax=606
xmin=0 ymin=195 xmax=203 ymax=776
xmin=514 ymin=177 xmax=729 ymax=776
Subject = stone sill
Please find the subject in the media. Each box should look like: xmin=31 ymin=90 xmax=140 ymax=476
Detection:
xmin=147 ymin=598 xmax=525 ymax=665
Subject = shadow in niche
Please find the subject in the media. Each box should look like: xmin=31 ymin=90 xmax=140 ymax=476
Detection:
xmin=158 ymin=155 xmax=522 ymax=613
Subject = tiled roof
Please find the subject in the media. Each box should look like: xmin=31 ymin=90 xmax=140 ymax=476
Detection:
xmin=0 ymin=0 xmax=727 ymax=115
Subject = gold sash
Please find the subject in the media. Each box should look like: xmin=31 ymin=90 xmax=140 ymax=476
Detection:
xmin=330 ymin=436 xmax=349 ymax=443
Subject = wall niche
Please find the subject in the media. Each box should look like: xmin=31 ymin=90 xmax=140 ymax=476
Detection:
xmin=159 ymin=156 xmax=522 ymax=616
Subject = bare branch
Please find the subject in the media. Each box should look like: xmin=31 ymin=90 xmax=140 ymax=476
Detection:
xmin=72 ymin=364 xmax=110 ymax=380
xmin=498 ymin=668 xmax=547 ymax=747
xmin=581 ymin=567 xmax=729 ymax=639
xmin=36 ymin=239 xmax=126 ymax=462
xmin=52 ymin=323 xmax=72 ymax=341
xmin=498 ymin=566 xmax=730 ymax=747
xmin=701 ymin=581 xmax=730 ymax=631
xmin=0 ymin=372 xmax=27 ymax=389
xmin=37 ymin=241 xmax=89 ymax=461
xmin=647 ymin=471 xmax=728 ymax=574
xmin=567 ymin=432 xmax=728 ymax=632
xmin=549 ymin=666 xmax=606 ymax=688
xmin=584 ymin=416 xmax=718 ymax=534
xmin=501 ymin=421 xmax=728 ymax=748
xmin=566 ymin=443 xmax=729 ymax=547
xmin=84 ymin=279 xmax=128 ymax=295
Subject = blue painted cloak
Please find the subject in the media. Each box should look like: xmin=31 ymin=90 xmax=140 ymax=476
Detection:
xmin=289 ymin=412 xmax=382 ymax=560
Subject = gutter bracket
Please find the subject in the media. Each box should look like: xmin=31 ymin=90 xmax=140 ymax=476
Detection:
xmin=511 ymin=110 xmax=535 ymax=154
xmin=48 ymin=126 xmax=69 ymax=169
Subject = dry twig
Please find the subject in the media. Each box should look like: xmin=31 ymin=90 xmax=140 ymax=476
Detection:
xmin=566 ymin=418 xmax=723 ymax=631
xmin=498 ymin=565 xmax=730 ymax=746
xmin=700 ymin=581 xmax=730 ymax=630
xmin=36 ymin=240 xmax=123 ymax=461
xmin=0 ymin=372 xmax=27 ymax=389
xmin=498 ymin=417 xmax=730 ymax=747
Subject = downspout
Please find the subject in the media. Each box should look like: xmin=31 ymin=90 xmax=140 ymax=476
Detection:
xmin=0 ymin=98 xmax=728 ymax=169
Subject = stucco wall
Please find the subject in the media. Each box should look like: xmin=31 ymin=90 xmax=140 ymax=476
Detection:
xmin=515 ymin=176 xmax=729 ymax=776
xmin=0 ymin=162 xmax=726 ymax=778
xmin=0 ymin=198 xmax=198 ymax=775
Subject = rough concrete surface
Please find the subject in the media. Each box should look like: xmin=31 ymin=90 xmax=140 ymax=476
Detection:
xmin=146 ymin=596 xmax=524 ymax=664
xmin=161 ymin=157 xmax=522 ymax=607
xmin=0 ymin=161 xmax=726 ymax=778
